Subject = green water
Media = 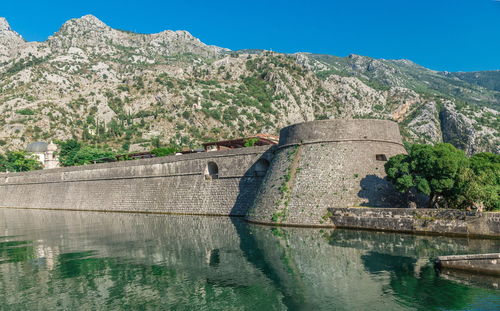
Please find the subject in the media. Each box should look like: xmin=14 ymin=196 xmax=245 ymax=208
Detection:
xmin=0 ymin=209 xmax=498 ymax=310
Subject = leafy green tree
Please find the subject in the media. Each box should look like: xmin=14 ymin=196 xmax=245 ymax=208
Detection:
xmin=385 ymin=143 xmax=468 ymax=208
xmin=244 ymin=138 xmax=260 ymax=147
xmin=448 ymin=152 xmax=499 ymax=211
xmin=57 ymin=139 xmax=82 ymax=167
xmin=71 ymin=146 xmax=116 ymax=165
xmin=0 ymin=154 xmax=7 ymax=172
xmin=151 ymin=146 xmax=179 ymax=157
xmin=386 ymin=144 xmax=499 ymax=211
xmin=0 ymin=151 xmax=42 ymax=172
xmin=151 ymin=136 xmax=162 ymax=149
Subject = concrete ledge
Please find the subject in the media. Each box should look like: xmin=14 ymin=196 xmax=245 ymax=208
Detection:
xmin=435 ymin=253 xmax=500 ymax=276
xmin=437 ymin=253 xmax=500 ymax=261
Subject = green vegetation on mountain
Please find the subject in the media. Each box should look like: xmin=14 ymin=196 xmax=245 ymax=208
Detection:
xmin=0 ymin=15 xmax=498 ymax=156
xmin=57 ymin=139 xmax=116 ymax=166
xmin=445 ymin=71 xmax=500 ymax=92
xmin=308 ymin=54 xmax=500 ymax=109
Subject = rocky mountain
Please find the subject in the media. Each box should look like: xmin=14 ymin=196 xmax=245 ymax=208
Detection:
xmin=0 ymin=15 xmax=498 ymax=154
xmin=443 ymin=70 xmax=500 ymax=93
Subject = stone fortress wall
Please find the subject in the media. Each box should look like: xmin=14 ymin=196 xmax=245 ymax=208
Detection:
xmin=0 ymin=119 xmax=402 ymax=219
xmin=1 ymin=119 xmax=497 ymax=236
xmin=0 ymin=145 xmax=273 ymax=216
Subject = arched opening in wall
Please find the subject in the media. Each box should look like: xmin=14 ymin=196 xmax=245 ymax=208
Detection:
xmin=254 ymin=159 xmax=270 ymax=177
xmin=205 ymin=162 xmax=219 ymax=180
xmin=376 ymin=154 xmax=388 ymax=161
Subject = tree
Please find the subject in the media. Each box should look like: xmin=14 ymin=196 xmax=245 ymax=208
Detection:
xmin=151 ymin=136 xmax=162 ymax=149
xmin=57 ymin=139 xmax=82 ymax=167
xmin=385 ymin=143 xmax=468 ymax=208
xmin=151 ymin=146 xmax=179 ymax=157
xmin=385 ymin=144 xmax=499 ymax=211
xmin=244 ymin=137 xmax=260 ymax=147
xmin=448 ymin=152 xmax=499 ymax=211
xmin=0 ymin=151 xmax=42 ymax=172
xmin=0 ymin=154 xmax=7 ymax=172
xmin=71 ymin=146 xmax=116 ymax=165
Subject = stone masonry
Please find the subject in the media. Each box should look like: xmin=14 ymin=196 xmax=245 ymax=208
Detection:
xmin=246 ymin=119 xmax=407 ymax=226
xmin=0 ymin=145 xmax=273 ymax=216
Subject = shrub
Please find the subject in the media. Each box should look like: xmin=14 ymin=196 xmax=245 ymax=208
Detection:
xmin=16 ymin=108 xmax=35 ymax=115
xmin=151 ymin=146 xmax=179 ymax=157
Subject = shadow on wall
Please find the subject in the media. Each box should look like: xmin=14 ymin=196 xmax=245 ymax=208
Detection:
xmin=357 ymin=175 xmax=427 ymax=208
xmin=229 ymin=147 xmax=276 ymax=216
xmin=357 ymin=174 xmax=406 ymax=208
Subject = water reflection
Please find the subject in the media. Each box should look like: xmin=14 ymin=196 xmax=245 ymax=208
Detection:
xmin=0 ymin=208 xmax=498 ymax=311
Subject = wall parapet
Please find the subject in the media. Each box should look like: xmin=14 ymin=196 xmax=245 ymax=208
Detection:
xmin=278 ymin=119 xmax=403 ymax=147
xmin=1 ymin=145 xmax=272 ymax=178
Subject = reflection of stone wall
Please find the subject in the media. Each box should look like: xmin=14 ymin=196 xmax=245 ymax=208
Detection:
xmin=247 ymin=120 xmax=407 ymax=226
xmin=0 ymin=209 xmax=285 ymax=310
xmin=0 ymin=209 xmax=497 ymax=310
xmin=248 ymin=225 xmax=404 ymax=310
xmin=246 ymin=224 xmax=499 ymax=310
xmin=0 ymin=146 xmax=273 ymax=216
xmin=328 ymin=228 xmax=500 ymax=258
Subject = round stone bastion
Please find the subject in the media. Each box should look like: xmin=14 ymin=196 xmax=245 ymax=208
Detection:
xmin=245 ymin=119 xmax=407 ymax=227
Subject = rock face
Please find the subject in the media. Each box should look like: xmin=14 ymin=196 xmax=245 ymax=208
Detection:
xmin=48 ymin=15 xmax=227 ymax=58
xmin=439 ymin=103 xmax=499 ymax=155
xmin=440 ymin=104 xmax=476 ymax=154
xmin=406 ymin=101 xmax=442 ymax=144
xmin=0 ymin=17 xmax=25 ymax=62
xmin=0 ymin=15 xmax=498 ymax=154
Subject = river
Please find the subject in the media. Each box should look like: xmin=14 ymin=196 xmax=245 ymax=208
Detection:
xmin=0 ymin=208 xmax=498 ymax=310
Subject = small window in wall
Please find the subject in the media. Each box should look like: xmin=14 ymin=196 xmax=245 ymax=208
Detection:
xmin=254 ymin=159 xmax=270 ymax=177
xmin=205 ymin=161 xmax=219 ymax=180
xmin=208 ymin=249 xmax=220 ymax=267
xmin=376 ymin=154 xmax=388 ymax=161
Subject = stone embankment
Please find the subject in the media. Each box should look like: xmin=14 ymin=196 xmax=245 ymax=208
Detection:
xmin=328 ymin=208 xmax=500 ymax=238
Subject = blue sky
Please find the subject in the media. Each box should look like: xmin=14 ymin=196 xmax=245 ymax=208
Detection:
xmin=2 ymin=0 xmax=500 ymax=72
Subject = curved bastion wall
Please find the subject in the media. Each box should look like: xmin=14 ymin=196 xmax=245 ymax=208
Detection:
xmin=0 ymin=146 xmax=274 ymax=216
xmin=246 ymin=119 xmax=408 ymax=226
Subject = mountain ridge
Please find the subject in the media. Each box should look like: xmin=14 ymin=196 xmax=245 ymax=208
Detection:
xmin=0 ymin=15 xmax=498 ymax=155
